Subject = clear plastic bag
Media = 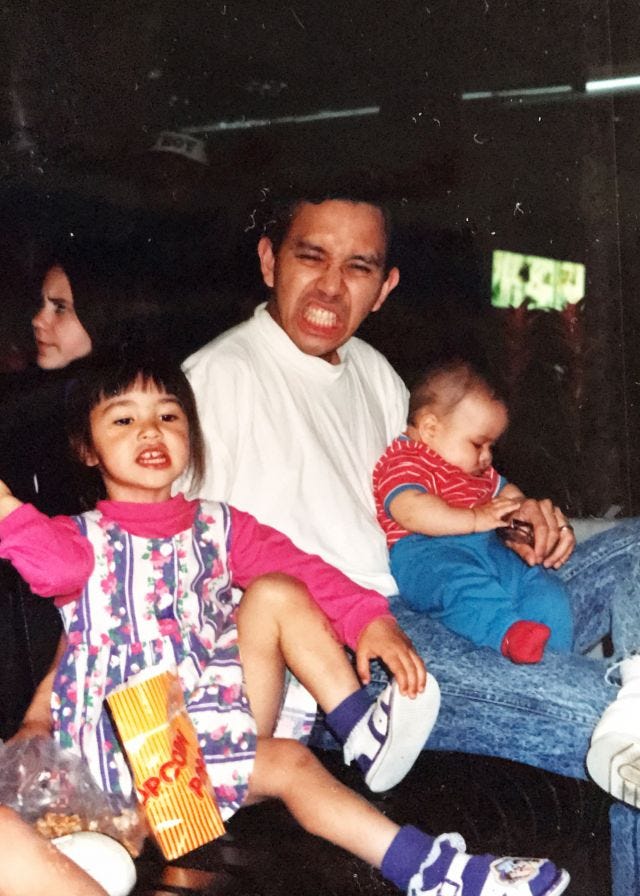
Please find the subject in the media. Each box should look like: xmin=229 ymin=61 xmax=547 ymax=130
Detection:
xmin=0 ymin=737 xmax=147 ymax=856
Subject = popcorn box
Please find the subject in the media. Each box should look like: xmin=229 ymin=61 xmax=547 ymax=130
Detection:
xmin=106 ymin=665 xmax=225 ymax=860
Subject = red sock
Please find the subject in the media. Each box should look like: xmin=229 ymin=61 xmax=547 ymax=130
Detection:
xmin=501 ymin=620 xmax=551 ymax=664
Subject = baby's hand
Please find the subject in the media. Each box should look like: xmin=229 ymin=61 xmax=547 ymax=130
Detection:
xmin=473 ymin=496 xmax=522 ymax=532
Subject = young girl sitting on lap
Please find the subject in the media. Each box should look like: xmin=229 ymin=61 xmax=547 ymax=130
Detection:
xmin=373 ymin=359 xmax=574 ymax=665
xmin=0 ymin=356 xmax=569 ymax=896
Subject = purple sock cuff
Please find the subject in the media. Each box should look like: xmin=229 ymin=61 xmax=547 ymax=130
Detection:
xmin=325 ymin=687 xmax=372 ymax=743
xmin=381 ymin=825 xmax=433 ymax=890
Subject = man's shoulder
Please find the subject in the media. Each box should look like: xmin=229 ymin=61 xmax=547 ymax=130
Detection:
xmin=346 ymin=336 xmax=407 ymax=390
xmin=347 ymin=334 xmax=393 ymax=363
xmin=183 ymin=315 xmax=259 ymax=376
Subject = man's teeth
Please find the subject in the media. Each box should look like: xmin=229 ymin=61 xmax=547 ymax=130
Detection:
xmin=304 ymin=306 xmax=337 ymax=328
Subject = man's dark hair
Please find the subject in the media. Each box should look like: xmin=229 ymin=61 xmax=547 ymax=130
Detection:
xmin=263 ymin=177 xmax=396 ymax=272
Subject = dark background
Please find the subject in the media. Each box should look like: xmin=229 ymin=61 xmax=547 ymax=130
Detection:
xmin=1 ymin=0 xmax=640 ymax=517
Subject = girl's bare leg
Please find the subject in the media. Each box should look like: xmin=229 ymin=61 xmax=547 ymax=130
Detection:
xmin=0 ymin=807 xmax=108 ymax=896
xmin=237 ymin=573 xmax=362 ymax=734
xmin=245 ymin=740 xmax=571 ymax=896
xmin=246 ymin=737 xmax=399 ymax=868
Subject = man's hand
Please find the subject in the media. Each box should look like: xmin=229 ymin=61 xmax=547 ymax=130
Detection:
xmin=506 ymin=497 xmax=576 ymax=569
xmin=356 ymin=616 xmax=427 ymax=698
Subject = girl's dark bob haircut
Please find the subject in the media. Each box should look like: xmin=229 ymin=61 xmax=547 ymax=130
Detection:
xmin=66 ymin=352 xmax=205 ymax=496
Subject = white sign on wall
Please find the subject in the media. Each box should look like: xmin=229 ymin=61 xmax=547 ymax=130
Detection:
xmin=151 ymin=131 xmax=208 ymax=165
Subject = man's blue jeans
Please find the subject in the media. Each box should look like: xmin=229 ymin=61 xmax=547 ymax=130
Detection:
xmin=310 ymin=519 xmax=640 ymax=894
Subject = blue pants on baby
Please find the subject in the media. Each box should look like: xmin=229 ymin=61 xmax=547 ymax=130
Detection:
xmin=390 ymin=530 xmax=573 ymax=653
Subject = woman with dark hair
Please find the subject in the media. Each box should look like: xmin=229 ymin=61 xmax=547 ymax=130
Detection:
xmin=1 ymin=247 xmax=149 ymax=514
xmin=0 ymin=245 xmax=159 ymax=739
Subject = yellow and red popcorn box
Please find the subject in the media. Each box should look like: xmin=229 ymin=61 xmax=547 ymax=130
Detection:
xmin=106 ymin=665 xmax=225 ymax=860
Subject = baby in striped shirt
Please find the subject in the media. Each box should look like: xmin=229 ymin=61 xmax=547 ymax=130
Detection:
xmin=373 ymin=358 xmax=573 ymax=664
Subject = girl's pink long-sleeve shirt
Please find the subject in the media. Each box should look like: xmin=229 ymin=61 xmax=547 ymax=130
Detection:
xmin=0 ymin=494 xmax=394 ymax=650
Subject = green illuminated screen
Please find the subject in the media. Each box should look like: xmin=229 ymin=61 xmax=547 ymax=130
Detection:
xmin=491 ymin=250 xmax=585 ymax=311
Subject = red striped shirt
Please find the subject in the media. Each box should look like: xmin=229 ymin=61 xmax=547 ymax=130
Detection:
xmin=373 ymin=436 xmax=502 ymax=547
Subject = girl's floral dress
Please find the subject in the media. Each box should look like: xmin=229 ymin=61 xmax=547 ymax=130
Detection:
xmin=55 ymin=500 xmax=260 ymax=819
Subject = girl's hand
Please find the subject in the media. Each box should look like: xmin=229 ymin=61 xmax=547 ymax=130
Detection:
xmin=356 ymin=616 xmax=427 ymax=698
xmin=472 ymin=496 xmax=522 ymax=533
xmin=0 ymin=479 xmax=22 ymax=520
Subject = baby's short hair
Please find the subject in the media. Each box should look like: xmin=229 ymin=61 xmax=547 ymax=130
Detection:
xmin=408 ymin=358 xmax=505 ymax=425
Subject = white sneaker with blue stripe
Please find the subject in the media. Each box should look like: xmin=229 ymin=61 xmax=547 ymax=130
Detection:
xmin=343 ymin=674 xmax=441 ymax=792
xmin=587 ymin=654 xmax=640 ymax=806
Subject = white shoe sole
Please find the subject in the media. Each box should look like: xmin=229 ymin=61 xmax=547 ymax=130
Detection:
xmin=587 ymin=733 xmax=640 ymax=807
xmin=365 ymin=674 xmax=441 ymax=793
xmin=53 ymin=831 xmax=137 ymax=896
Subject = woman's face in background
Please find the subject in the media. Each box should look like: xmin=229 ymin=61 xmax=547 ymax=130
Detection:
xmin=32 ymin=265 xmax=92 ymax=369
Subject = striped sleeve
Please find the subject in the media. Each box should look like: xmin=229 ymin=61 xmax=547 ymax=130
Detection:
xmin=372 ymin=438 xmax=439 ymax=548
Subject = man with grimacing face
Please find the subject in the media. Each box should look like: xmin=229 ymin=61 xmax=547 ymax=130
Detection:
xmin=258 ymin=198 xmax=398 ymax=363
